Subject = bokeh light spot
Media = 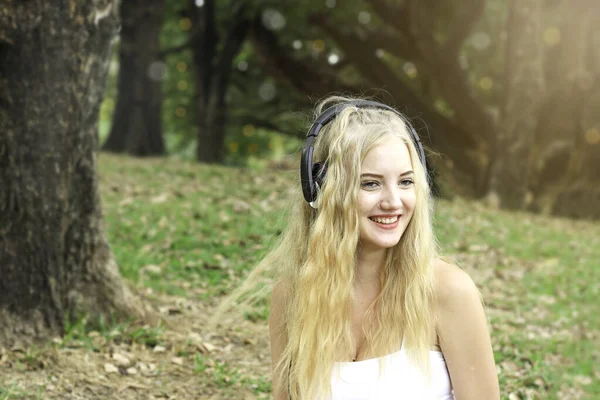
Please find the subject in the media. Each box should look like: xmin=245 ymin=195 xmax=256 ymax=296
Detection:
xmin=471 ymin=32 xmax=491 ymax=51
xmin=179 ymin=18 xmax=192 ymax=31
xmin=177 ymin=62 xmax=187 ymax=72
xmin=258 ymin=81 xmax=276 ymax=101
xmin=248 ymin=143 xmax=259 ymax=153
xmin=243 ymin=125 xmax=256 ymax=137
xmin=326 ymin=0 xmax=336 ymax=8
xmin=358 ymin=11 xmax=371 ymax=25
xmin=262 ymin=9 xmax=286 ymax=31
xmin=148 ymin=61 xmax=167 ymax=81
xmin=479 ymin=77 xmax=493 ymax=91
xmin=229 ymin=142 xmax=239 ymax=153
xmin=312 ymin=39 xmax=325 ymax=52
xmin=175 ymin=107 xmax=186 ymax=117
xmin=543 ymin=27 xmax=561 ymax=46
xmin=237 ymin=61 xmax=248 ymax=71
xmin=292 ymin=40 xmax=303 ymax=50
xmin=403 ymin=62 xmax=417 ymax=78
xmin=585 ymin=128 xmax=600 ymax=144
xmin=328 ymin=53 xmax=340 ymax=65
xmin=375 ymin=49 xmax=385 ymax=58
xmin=177 ymin=80 xmax=188 ymax=91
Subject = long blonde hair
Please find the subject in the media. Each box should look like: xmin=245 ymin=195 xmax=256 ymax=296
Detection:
xmin=218 ymin=96 xmax=437 ymax=399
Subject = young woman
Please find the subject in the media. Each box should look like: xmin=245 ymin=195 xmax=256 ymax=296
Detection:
xmin=228 ymin=96 xmax=499 ymax=399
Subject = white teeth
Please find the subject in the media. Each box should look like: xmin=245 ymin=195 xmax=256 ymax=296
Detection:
xmin=370 ymin=216 xmax=398 ymax=224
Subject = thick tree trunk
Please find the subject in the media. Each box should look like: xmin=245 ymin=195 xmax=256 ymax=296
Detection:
xmin=0 ymin=1 xmax=147 ymax=346
xmin=486 ymin=0 xmax=545 ymax=209
xmin=103 ymin=0 xmax=165 ymax=156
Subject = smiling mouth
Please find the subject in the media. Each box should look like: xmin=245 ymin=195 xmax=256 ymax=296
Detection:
xmin=368 ymin=215 xmax=400 ymax=224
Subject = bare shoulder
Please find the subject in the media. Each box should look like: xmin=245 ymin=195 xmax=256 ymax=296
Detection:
xmin=433 ymin=258 xmax=481 ymax=307
xmin=271 ymin=279 xmax=289 ymax=306
xmin=269 ymin=279 xmax=290 ymax=324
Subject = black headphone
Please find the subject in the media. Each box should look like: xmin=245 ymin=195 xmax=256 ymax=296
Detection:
xmin=300 ymin=100 xmax=427 ymax=208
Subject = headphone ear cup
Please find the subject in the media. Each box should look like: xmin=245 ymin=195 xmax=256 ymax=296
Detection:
xmin=312 ymin=162 xmax=328 ymax=190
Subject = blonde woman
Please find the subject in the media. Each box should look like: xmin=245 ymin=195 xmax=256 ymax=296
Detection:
xmin=227 ymin=96 xmax=499 ymax=399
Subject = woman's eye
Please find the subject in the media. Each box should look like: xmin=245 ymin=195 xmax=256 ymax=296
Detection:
xmin=361 ymin=181 xmax=378 ymax=189
xmin=400 ymin=179 xmax=414 ymax=187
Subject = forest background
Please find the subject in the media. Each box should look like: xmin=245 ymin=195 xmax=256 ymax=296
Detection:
xmin=0 ymin=0 xmax=598 ymax=399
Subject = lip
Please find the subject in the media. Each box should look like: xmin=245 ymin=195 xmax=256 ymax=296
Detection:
xmin=369 ymin=214 xmax=401 ymax=230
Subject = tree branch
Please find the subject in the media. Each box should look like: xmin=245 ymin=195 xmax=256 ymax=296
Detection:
xmin=367 ymin=0 xmax=410 ymax=36
xmin=443 ymin=0 xmax=486 ymax=57
xmin=215 ymin=2 xmax=250 ymax=96
xmin=311 ymin=14 xmax=474 ymax=150
xmin=250 ymin=13 xmax=359 ymax=96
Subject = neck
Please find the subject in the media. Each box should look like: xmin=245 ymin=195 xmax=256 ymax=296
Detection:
xmin=355 ymin=244 xmax=386 ymax=286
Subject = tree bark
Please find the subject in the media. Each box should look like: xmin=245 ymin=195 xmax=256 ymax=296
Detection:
xmin=191 ymin=0 xmax=250 ymax=164
xmin=0 ymin=0 xmax=147 ymax=346
xmin=103 ymin=0 xmax=166 ymax=156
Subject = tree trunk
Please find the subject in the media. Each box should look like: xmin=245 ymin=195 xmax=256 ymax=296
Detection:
xmin=528 ymin=1 xmax=600 ymax=218
xmin=191 ymin=0 xmax=249 ymax=164
xmin=0 ymin=1 xmax=147 ymax=346
xmin=103 ymin=0 xmax=166 ymax=156
xmin=486 ymin=0 xmax=545 ymax=209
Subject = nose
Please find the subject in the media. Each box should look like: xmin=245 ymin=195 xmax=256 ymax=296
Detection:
xmin=381 ymin=185 xmax=403 ymax=210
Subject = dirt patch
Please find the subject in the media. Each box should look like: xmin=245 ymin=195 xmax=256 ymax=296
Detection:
xmin=0 ymin=291 xmax=271 ymax=400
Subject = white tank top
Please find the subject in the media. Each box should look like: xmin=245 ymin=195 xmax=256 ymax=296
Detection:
xmin=328 ymin=349 xmax=455 ymax=400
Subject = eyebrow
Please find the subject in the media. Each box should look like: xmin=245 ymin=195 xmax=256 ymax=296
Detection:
xmin=360 ymin=171 xmax=414 ymax=178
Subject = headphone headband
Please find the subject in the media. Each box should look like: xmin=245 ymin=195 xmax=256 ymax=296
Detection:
xmin=300 ymin=100 xmax=427 ymax=205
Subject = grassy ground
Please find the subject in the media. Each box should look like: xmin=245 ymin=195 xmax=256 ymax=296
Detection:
xmin=0 ymin=153 xmax=598 ymax=399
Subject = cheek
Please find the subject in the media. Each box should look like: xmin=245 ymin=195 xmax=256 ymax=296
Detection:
xmin=404 ymin=191 xmax=417 ymax=210
xmin=358 ymin=193 xmax=374 ymax=213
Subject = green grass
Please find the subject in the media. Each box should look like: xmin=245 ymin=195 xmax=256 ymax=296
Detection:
xmin=194 ymin=353 xmax=271 ymax=394
xmin=0 ymin=382 xmax=46 ymax=400
xmin=95 ymin=153 xmax=599 ymax=399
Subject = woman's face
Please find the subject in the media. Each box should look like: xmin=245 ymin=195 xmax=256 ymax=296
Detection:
xmin=357 ymin=135 xmax=416 ymax=253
